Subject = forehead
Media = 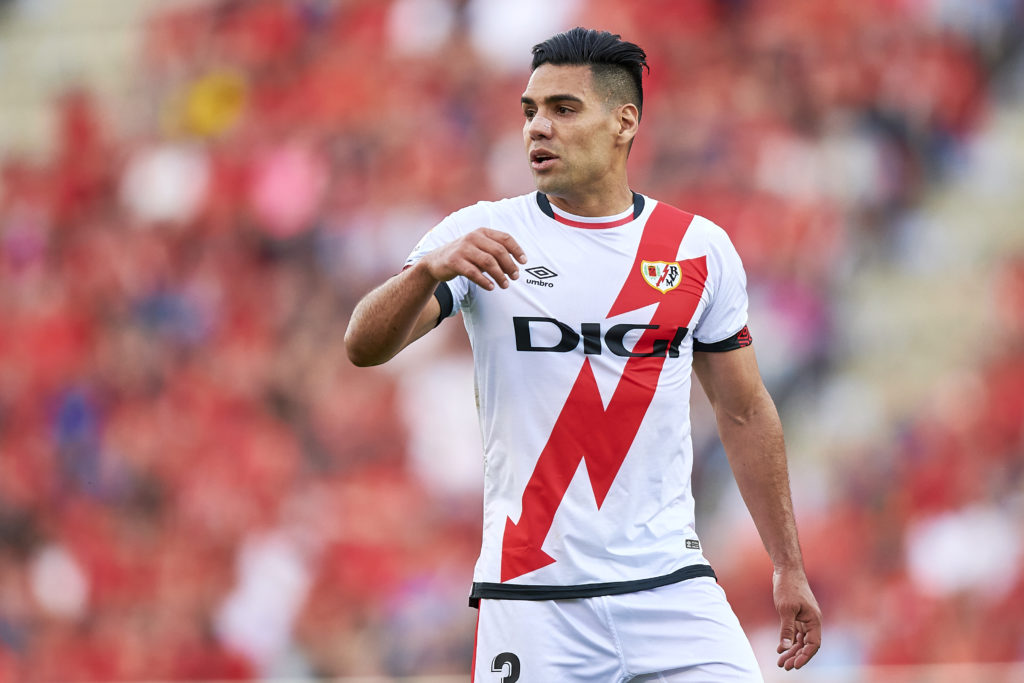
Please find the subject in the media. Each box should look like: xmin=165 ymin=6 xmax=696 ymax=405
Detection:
xmin=522 ymin=64 xmax=596 ymax=103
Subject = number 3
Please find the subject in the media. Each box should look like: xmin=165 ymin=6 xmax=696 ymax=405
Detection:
xmin=491 ymin=652 xmax=521 ymax=682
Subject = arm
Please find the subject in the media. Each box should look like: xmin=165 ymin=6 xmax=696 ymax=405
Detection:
xmin=692 ymin=345 xmax=821 ymax=671
xmin=344 ymin=228 xmax=527 ymax=366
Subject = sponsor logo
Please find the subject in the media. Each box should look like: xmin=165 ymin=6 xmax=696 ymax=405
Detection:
xmin=685 ymin=539 xmax=701 ymax=550
xmin=513 ymin=316 xmax=688 ymax=358
xmin=641 ymin=260 xmax=681 ymax=293
xmin=525 ymin=266 xmax=557 ymax=279
xmin=524 ymin=266 xmax=557 ymax=288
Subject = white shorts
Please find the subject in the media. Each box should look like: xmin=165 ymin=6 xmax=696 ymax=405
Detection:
xmin=472 ymin=576 xmax=762 ymax=682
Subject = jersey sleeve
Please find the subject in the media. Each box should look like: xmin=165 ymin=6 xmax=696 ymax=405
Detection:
xmin=692 ymin=222 xmax=751 ymax=350
xmin=404 ymin=213 xmax=473 ymax=322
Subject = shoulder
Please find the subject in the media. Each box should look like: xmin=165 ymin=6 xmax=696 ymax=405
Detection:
xmin=689 ymin=215 xmax=736 ymax=256
xmin=645 ymin=197 xmax=734 ymax=254
xmin=447 ymin=193 xmax=536 ymax=224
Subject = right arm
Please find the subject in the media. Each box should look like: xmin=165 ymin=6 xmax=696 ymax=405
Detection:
xmin=344 ymin=228 xmax=527 ymax=366
xmin=344 ymin=262 xmax=444 ymax=367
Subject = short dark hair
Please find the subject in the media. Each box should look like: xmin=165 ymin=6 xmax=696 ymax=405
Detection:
xmin=531 ymin=27 xmax=649 ymax=118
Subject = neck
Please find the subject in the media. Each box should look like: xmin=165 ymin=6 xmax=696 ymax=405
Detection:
xmin=545 ymin=183 xmax=634 ymax=217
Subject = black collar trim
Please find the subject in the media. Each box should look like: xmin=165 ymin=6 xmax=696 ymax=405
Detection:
xmin=535 ymin=191 xmax=645 ymax=223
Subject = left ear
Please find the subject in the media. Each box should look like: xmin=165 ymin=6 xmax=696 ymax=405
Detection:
xmin=615 ymin=103 xmax=639 ymax=147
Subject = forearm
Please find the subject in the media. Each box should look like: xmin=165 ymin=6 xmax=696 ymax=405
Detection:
xmin=715 ymin=386 xmax=805 ymax=572
xmin=344 ymin=261 xmax=440 ymax=366
xmin=696 ymin=347 xmax=821 ymax=666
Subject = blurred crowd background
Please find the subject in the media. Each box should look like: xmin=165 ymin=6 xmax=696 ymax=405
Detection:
xmin=1 ymin=0 xmax=1024 ymax=680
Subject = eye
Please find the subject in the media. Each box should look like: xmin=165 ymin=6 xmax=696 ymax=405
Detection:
xmin=523 ymin=109 xmax=536 ymax=120
xmin=557 ymin=106 xmax=574 ymax=115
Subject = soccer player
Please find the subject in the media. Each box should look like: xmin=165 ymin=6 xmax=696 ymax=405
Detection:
xmin=345 ymin=27 xmax=821 ymax=682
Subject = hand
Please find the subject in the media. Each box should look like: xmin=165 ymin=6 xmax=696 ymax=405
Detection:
xmin=421 ymin=228 xmax=527 ymax=291
xmin=773 ymin=568 xmax=821 ymax=670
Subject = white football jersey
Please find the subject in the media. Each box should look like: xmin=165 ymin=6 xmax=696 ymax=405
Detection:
xmin=405 ymin=192 xmax=751 ymax=604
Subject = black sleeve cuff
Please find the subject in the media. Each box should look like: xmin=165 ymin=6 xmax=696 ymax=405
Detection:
xmin=433 ymin=282 xmax=454 ymax=327
xmin=693 ymin=325 xmax=752 ymax=353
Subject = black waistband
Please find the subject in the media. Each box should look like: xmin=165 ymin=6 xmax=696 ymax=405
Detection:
xmin=469 ymin=563 xmax=716 ymax=607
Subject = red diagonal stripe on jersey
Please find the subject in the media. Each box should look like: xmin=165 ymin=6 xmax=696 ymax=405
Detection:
xmin=585 ymin=255 xmax=707 ymax=506
xmin=501 ymin=203 xmax=708 ymax=582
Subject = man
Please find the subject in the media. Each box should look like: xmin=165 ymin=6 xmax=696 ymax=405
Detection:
xmin=345 ymin=27 xmax=821 ymax=682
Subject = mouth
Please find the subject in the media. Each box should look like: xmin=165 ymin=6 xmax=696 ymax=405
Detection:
xmin=530 ymin=149 xmax=559 ymax=171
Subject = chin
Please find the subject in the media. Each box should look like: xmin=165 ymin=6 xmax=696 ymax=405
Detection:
xmin=532 ymin=174 xmax=565 ymax=196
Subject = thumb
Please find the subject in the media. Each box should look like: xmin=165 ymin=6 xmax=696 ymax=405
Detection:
xmin=777 ymin=616 xmax=796 ymax=653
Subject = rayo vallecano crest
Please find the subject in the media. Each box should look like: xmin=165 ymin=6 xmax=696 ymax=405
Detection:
xmin=641 ymin=260 xmax=681 ymax=293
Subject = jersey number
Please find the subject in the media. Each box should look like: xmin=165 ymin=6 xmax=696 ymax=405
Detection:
xmin=491 ymin=652 xmax=520 ymax=682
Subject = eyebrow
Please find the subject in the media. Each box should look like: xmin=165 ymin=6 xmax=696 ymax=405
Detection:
xmin=521 ymin=94 xmax=585 ymax=107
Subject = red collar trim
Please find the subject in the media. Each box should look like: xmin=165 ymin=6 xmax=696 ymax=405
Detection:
xmin=550 ymin=212 xmax=635 ymax=229
xmin=535 ymin=192 xmax=645 ymax=229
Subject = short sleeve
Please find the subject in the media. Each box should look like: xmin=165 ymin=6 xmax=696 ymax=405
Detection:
xmin=404 ymin=214 xmax=472 ymax=321
xmin=693 ymin=223 xmax=749 ymax=347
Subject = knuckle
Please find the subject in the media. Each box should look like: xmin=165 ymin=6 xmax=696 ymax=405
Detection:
xmin=778 ymin=600 xmax=800 ymax=614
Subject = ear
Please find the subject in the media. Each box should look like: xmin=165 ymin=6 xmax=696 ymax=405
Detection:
xmin=616 ymin=103 xmax=639 ymax=148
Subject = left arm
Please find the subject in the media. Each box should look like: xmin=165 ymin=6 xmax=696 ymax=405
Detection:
xmin=693 ymin=344 xmax=821 ymax=671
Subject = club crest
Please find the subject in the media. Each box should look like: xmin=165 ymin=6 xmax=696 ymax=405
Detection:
xmin=640 ymin=260 xmax=681 ymax=293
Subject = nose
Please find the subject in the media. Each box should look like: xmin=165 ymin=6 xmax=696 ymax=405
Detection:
xmin=527 ymin=114 xmax=553 ymax=139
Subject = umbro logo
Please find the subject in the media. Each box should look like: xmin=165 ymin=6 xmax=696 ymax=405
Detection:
xmin=525 ymin=266 xmax=557 ymax=279
xmin=524 ymin=266 xmax=557 ymax=288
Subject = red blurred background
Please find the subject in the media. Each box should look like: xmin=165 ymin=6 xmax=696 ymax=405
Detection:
xmin=1 ymin=0 xmax=1023 ymax=680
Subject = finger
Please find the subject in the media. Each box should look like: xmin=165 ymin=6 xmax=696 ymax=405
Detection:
xmin=470 ymin=234 xmax=523 ymax=282
xmin=792 ymin=626 xmax=821 ymax=669
xmin=468 ymin=269 xmax=497 ymax=291
xmin=469 ymin=250 xmax=511 ymax=289
xmin=498 ymin=234 xmax=528 ymax=264
xmin=480 ymin=229 xmax=528 ymax=265
xmin=776 ymin=630 xmax=804 ymax=668
xmin=777 ymin=616 xmax=797 ymax=654
xmin=784 ymin=646 xmax=816 ymax=670
xmin=483 ymin=241 xmax=522 ymax=281
xmin=780 ymin=622 xmax=821 ymax=670
xmin=792 ymin=641 xmax=820 ymax=669
xmin=455 ymin=258 xmax=498 ymax=291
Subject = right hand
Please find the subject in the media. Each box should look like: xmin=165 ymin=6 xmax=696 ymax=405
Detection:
xmin=420 ymin=228 xmax=527 ymax=291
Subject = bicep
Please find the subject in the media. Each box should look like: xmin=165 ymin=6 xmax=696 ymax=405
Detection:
xmin=693 ymin=345 xmax=767 ymax=417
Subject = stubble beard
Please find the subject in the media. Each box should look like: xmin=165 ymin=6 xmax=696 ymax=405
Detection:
xmin=532 ymin=168 xmax=570 ymax=198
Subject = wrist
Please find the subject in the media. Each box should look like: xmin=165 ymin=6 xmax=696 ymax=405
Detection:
xmin=772 ymin=561 xmax=807 ymax=576
xmin=407 ymin=258 xmax=443 ymax=288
